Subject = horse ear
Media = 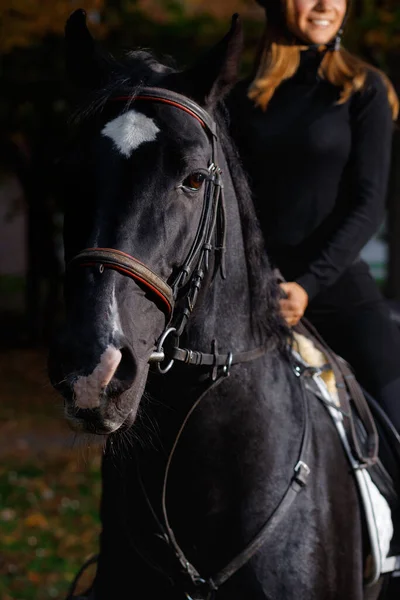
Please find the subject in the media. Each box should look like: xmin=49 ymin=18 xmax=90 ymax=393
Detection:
xmin=65 ymin=9 xmax=113 ymax=90
xmin=182 ymin=14 xmax=243 ymax=107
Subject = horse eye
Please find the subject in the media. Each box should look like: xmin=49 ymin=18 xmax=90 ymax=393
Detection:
xmin=182 ymin=172 xmax=207 ymax=191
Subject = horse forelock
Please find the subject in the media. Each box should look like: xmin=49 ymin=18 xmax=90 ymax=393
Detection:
xmin=71 ymin=50 xmax=176 ymax=123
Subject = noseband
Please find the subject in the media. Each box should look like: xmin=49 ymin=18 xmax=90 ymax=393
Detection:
xmin=71 ymin=247 xmax=175 ymax=315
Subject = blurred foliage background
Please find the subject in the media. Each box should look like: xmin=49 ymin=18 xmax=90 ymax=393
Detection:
xmin=1 ymin=1 xmax=400 ymax=599
xmin=1 ymin=0 xmax=400 ymax=346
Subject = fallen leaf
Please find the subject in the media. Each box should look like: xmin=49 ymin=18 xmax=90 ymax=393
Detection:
xmin=24 ymin=513 xmax=48 ymax=529
xmin=27 ymin=571 xmax=41 ymax=583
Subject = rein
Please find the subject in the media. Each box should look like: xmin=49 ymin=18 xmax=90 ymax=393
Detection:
xmin=154 ymin=369 xmax=311 ymax=600
xmin=68 ymin=87 xmax=312 ymax=600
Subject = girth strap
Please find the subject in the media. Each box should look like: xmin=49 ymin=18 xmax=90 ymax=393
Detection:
xmin=69 ymin=248 xmax=174 ymax=316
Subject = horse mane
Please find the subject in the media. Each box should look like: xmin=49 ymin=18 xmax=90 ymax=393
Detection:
xmin=215 ymin=105 xmax=289 ymax=349
xmin=71 ymin=49 xmax=289 ymax=350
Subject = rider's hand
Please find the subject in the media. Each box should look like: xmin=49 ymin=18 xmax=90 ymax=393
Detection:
xmin=279 ymin=282 xmax=309 ymax=327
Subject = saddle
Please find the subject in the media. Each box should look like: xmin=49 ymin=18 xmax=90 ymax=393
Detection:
xmin=293 ymin=318 xmax=400 ymax=584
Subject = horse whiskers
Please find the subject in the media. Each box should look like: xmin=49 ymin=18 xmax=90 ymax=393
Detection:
xmin=117 ymin=429 xmax=137 ymax=459
xmin=42 ymin=374 xmax=69 ymax=389
xmin=110 ymin=428 xmax=128 ymax=455
xmin=131 ymin=411 xmax=162 ymax=453
xmin=41 ymin=379 xmax=63 ymax=389
xmin=142 ymin=412 xmax=162 ymax=444
xmin=124 ymin=423 xmax=148 ymax=450
xmin=139 ymin=396 xmax=161 ymax=432
xmin=141 ymin=389 xmax=174 ymax=418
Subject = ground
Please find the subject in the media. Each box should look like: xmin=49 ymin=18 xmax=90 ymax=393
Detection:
xmin=0 ymin=349 xmax=102 ymax=600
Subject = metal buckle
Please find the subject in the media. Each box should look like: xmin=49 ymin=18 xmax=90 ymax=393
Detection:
xmin=294 ymin=461 xmax=311 ymax=486
xmin=185 ymin=576 xmax=211 ymax=600
xmin=151 ymin=327 xmax=178 ymax=374
xmin=293 ymin=364 xmax=302 ymax=378
xmin=294 ymin=362 xmax=320 ymax=378
xmin=223 ymin=352 xmax=233 ymax=377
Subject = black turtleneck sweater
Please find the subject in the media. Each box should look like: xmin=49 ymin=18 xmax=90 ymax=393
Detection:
xmin=228 ymin=50 xmax=393 ymax=300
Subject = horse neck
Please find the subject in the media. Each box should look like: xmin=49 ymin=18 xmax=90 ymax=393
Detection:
xmin=134 ymin=146 xmax=304 ymax=574
xmin=184 ymin=147 xmax=260 ymax=354
xmin=165 ymin=142 xmax=304 ymax=498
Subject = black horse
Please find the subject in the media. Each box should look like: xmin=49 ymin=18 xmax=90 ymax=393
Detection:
xmin=49 ymin=10 xmax=391 ymax=600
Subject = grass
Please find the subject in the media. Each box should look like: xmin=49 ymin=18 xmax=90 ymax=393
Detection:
xmin=0 ymin=349 xmax=102 ymax=600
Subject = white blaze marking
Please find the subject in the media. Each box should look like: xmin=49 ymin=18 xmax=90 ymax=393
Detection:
xmin=101 ymin=109 xmax=160 ymax=157
xmin=110 ymin=289 xmax=122 ymax=336
xmin=74 ymin=346 xmax=122 ymax=409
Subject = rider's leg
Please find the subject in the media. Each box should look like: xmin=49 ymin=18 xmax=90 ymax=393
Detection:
xmin=304 ymin=260 xmax=400 ymax=434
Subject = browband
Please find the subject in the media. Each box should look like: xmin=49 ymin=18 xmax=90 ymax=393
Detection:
xmin=113 ymin=87 xmax=218 ymax=138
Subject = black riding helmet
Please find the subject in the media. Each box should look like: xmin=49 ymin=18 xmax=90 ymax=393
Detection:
xmin=256 ymin=0 xmax=350 ymax=50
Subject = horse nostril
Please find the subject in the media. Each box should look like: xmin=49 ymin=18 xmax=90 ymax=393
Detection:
xmin=112 ymin=346 xmax=137 ymax=390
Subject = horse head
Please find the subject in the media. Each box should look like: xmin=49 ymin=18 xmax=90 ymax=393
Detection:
xmin=48 ymin=9 xmax=243 ymax=435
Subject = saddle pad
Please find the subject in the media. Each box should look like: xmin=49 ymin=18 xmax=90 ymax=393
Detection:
xmin=362 ymin=471 xmax=393 ymax=564
xmin=293 ymin=333 xmax=394 ymax=577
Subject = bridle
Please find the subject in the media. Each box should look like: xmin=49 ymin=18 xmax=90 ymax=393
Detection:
xmin=71 ymin=86 xmax=229 ymax=373
xmin=67 ymin=87 xmax=312 ymax=600
xmin=70 ymin=86 xmax=269 ymax=376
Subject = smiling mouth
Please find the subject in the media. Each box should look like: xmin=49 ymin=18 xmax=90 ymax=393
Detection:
xmin=309 ymin=19 xmax=333 ymax=28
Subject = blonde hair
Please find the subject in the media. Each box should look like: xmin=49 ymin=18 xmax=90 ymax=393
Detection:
xmin=248 ymin=2 xmax=399 ymax=120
